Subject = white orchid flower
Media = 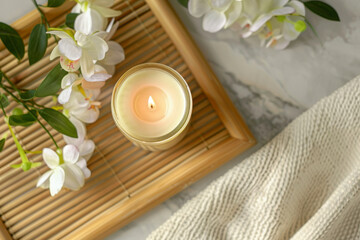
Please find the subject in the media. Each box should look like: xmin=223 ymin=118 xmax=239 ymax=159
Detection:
xmin=49 ymin=29 xmax=109 ymax=79
xmin=36 ymin=145 xmax=86 ymax=196
xmin=72 ymin=0 xmax=122 ymax=35
xmin=63 ymin=86 xmax=101 ymax=124
xmin=98 ymin=19 xmax=125 ymax=75
xmin=238 ymin=0 xmax=295 ymax=37
xmin=257 ymin=0 xmax=306 ymax=50
xmin=188 ymin=0 xmax=243 ymax=33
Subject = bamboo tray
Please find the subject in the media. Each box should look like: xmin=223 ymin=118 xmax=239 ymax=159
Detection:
xmin=0 ymin=1 xmax=256 ymax=239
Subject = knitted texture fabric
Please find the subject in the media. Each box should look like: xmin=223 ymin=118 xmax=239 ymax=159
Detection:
xmin=147 ymin=75 xmax=360 ymax=240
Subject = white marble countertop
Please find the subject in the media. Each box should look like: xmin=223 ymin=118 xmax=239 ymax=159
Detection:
xmin=1 ymin=0 xmax=359 ymax=239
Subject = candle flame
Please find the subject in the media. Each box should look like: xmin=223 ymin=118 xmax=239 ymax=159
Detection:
xmin=148 ymin=96 xmax=156 ymax=110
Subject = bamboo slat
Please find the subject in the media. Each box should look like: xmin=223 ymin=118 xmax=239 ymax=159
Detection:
xmin=0 ymin=0 xmax=255 ymax=239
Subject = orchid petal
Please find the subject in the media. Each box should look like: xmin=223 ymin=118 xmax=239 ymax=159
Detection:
xmin=75 ymin=157 xmax=91 ymax=179
xmin=80 ymin=51 xmax=95 ymax=79
xmin=273 ymin=38 xmax=290 ymax=50
xmin=64 ymin=88 xmax=90 ymax=109
xmin=202 ymin=10 xmax=226 ymax=33
xmin=99 ymin=63 xmax=115 ymax=75
xmin=50 ymin=45 xmax=61 ymax=60
xmin=71 ymin=4 xmax=81 ymax=13
xmin=242 ymin=30 xmax=253 ymax=38
xmin=225 ymin=2 xmax=243 ymax=28
xmin=43 ymin=148 xmax=59 ymax=169
xmin=87 ymin=88 xmax=101 ymax=100
xmin=63 ymin=144 xmax=80 ymax=164
xmin=76 ymin=158 xmax=91 ymax=178
xmin=62 ymin=164 xmax=85 ymax=190
xmin=58 ymin=38 xmax=82 ymax=61
xmin=271 ymin=6 xmax=295 ymax=15
xmin=211 ymin=0 xmax=232 ymax=11
xmin=76 ymin=158 xmax=87 ymax=169
xmin=93 ymin=5 xmax=122 ymax=17
xmin=58 ymin=87 xmax=73 ymax=104
xmin=250 ymin=13 xmax=273 ymax=32
xmin=85 ymin=72 xmax=112 ymax=82
xmin=63 ymin=116 xmax=87 ymax=147
xmin=106 ymin=18 xmax=115 ymax=32
xmin=47 ymin=30 xmax=72 ymax=39
xmin=61 ymin=73 xmax=78 ymax=89
xmin=189 ymin=0 xmax=210 ymax=18
xmin=288 ymin=0 xmax=305 ymax=16
xmin=75 ymin=9 xmax=105 ymax=35
xmin=82 ymin=35 xmax=109 ymax=61
xmin=49 ymin=167 xmax=65 ymax=196
xmin=73 ymin=107 xmax=100 ymax=124
xmin=283 ymin=20 xmax=301 ymax=41
xmin=93 ymin=31 xmax=108 ymax=39
xmin=79 ymin=140 xmax=95 ymax=160
xmin=101 ymin=41 xmax=124 ymax=65
xmin=242 ymin=0 xmax=261 ymax=21
xmin=105 ymin=20 xmax=119 ymax=41
xmin=37 ymin=170 xmax=52 ymax=188
xmin=84 ymin=65 xmax=112 ymax=82
xmin=60 ymin=56 xmax=81 ymax=72
xmin=74 ymin=11 xmax=92 ymax=35
xmin=273 ymin=0 xmax=289 ymax=8
xmin=82 ymin=167 xmax=91 ymax=178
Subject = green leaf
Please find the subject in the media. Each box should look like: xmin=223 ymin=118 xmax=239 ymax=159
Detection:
xmin=39 ymin=108 xmax=78 ymax=138
xmin=31 ymin=162 xmax=42 ymax=168
xmin=304 ymin=1 xmax=340 ymax=21
xmin=65 ymin=13 xmax=80 ymax=29
xmin=0 ymin=22 xmax=25 ymax=60
xmin=12 ymin=108 xmax=24 ymax=116
xmin=47 ymin=0 xmax=65 ymax=7
xmin=9 ymin=110 xmax=38 ymax=127
xmin=0 ymin=138 xmax=5 ymax=152
xmin=0 ymin=94 xmax=10 ymax=108
xmin=35 ymin=64 xmax=67 ymax=97
xmin=11 ymin=163 xmax=22 ymax=169
xmin=178 ymin=0 xmax=189 ymax=8
xmin=28 ymin=24 xmax=48 ymax=65
xmin=20 ymin=89 xmax=36 ymax=100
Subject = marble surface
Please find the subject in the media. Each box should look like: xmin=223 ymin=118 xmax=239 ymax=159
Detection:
xmin=1 ymin=0 xmax=360 ymax=239
xmin=108 ymin=1 xmax=360 ymax=239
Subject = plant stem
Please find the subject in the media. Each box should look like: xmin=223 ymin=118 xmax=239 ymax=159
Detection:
xmin=3 ymin=84 xmax=45 ymax=108
xmin=31 ymin=0 xmax=58 ymax=43
xmin=0 ymin=74 xmax=60 ymax=150
xmin=1 ymin=74 xmax=22 ymax=95
xmin=31 ymin=0 xmax=49 ymax=26
xmin=0 ymin=101 xmax=30 ymax=164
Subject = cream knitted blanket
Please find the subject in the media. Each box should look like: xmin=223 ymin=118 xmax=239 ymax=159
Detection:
xmin=147 ymin=76 xmax=360 ymax=240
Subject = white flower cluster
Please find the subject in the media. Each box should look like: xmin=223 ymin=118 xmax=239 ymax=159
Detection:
xmin=189 ymin=0 xmax=306 ymax=49
xmin=37 ymin=0 xmax=124 ymax=196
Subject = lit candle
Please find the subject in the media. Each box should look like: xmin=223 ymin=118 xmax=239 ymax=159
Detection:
xmin=111 ymin=63 xmax=192 ymax=151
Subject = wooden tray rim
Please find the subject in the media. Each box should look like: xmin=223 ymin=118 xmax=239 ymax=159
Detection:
xmin=0 ymin=1 xmax=256 ymax=239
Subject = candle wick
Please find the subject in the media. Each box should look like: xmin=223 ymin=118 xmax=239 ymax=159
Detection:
xmin=148 ymin=96 xmax=156 ymax=110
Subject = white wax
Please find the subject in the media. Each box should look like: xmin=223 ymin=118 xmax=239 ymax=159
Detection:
xmin=114 ymin=68 xmax=186 ymax=139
